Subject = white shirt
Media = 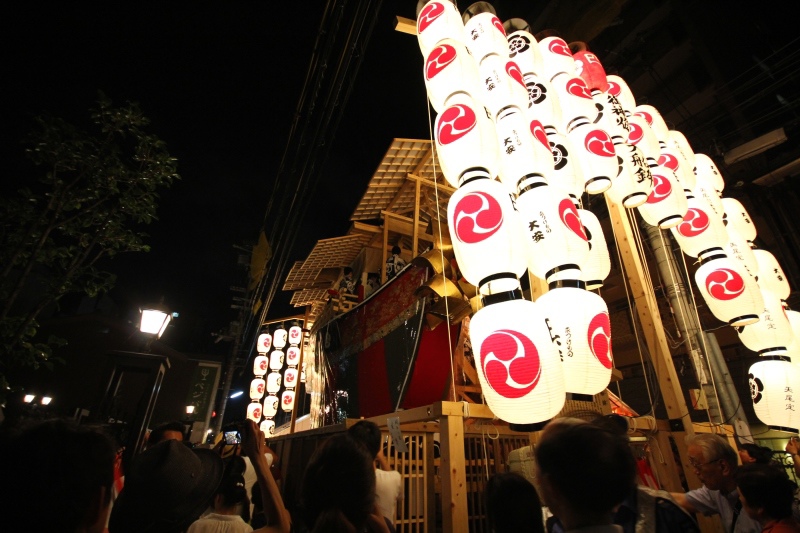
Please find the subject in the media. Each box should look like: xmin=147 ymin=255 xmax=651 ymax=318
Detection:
xmin=375 ymin=468 xmax=403 ymax=524
xmin=187 ymin=513 xmax=253 ymax=533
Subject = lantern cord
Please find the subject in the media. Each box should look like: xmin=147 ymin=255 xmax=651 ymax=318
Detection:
xmin=425 ymin=97 xmax=458 ymax=402
xmin=605 ymin=198 xmax=655 ymax=412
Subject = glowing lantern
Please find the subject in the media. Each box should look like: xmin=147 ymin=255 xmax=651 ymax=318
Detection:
xmin=424 ymin=39 xmax=481 ymax=112
xmin=605 ymin=142 xmax=652 ymax=208
xmin=694 ymin=153 xmax=726 ymax=195
xmin=468 ymin=279 xmax=565 ymax=424
xmin=626 ymin=114 xmax=661 ymax=162
xmin=462 ymin=6 xmax=507 ymax=63
xmin=516 ymin=181 xmax=589 ymax=282
xmin=288 ymin=325 xmax=302 ymax=346
xmin=667 ymin=130 xmax=696 ymax=174
xmin=269 ymin=350 xmax=285 ymax=371
xmin=286 ymin=346 xmax=301 ymax=366
xmin=506 ymin=24 xmax=543 ymax=77
xmin=281 ymin=390 xmax=296 ymax=412
xmin=257 ymin=332 xmax=272 ymax=354
xmin=538 ymin=36 xmax=576 ymax=80
xmin=573 ymin=48 xmax=609 ymax=93
xmin=737 ymin=290 xmax=793 ymax=355
xmin=593 ymin=90 xmax=629 ymax=142
xmin=551 ymin=72 xmax=597 ymax=129
xmin=494 ymin=106 xmax=552 ymax=191
xmin=262 ymin=395 xmax=279 ymax=418
xmin=694 ymin=250 xmax=761 ymax=326
xmin=725 ymin=226 xmax=759 ymax=279
xmin=259 ymin=419 xmax=276 ymax=436
xmin=722 ymin=197 xmax=757 ymax=243
xmin=476 ymin=54 xmax=529 ymax=119
xmin=284 ymin=367 xmax=299 ymax=388
xmin=537 ymin=281 xmax=613 ymax=395
xmin=566 ymin=117 xmax=616 ymax=194
xmin=416 ymin=0 xmax=465 ymax=57
xmin=693 ymin=182 xmax=724 ymax=220
xmin=435 ymin=92 xmax=499 ymax=188
xmin=246 ymin=401 xmax=262 ymax=423
xmin=266 ymin=372 xmax=282 ymax=394
xmin=578 ymin=208 xmax=611 ymax=289
xmin=523 ymin=73 xmax=562 ymax=129
xmin=447 ymin=176 xmax=526 ymax=286
xmin=273 ymin=327 xmax=288 ymax=349
xmin=670 ymin=192 xmax=728 ymax=259
xmin=786 ymin=309 xmax=800 ymax=364
xmin=637 ymin=166 xmax=688 ymax=229
xmin=253 ymin=355 xmax=269 ymax=377
xmin=754 ymin=248 xmax=791 ymax=301
xmin=249 ymin=378 xmax=266 ymax=400
xmin=606 ymin=75 xmax=636 ymax=116
xmin=749 ymin=358 xmax=800 ymax=433
xmin=545 ymin=126 xmax=584 ymax=200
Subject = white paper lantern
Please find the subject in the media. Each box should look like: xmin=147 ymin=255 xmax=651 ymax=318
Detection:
xmin=737 ymin=290 xmax=793 ymax=355
xmin=566 ymin=117 xmax=617 ymax=194
xmin=694 ymin=153 xmax=726 ymax=195
xmin=593 ymin=90 xmax=629 ymax=142
xmin=722 ymin=197 xmax=757 ymax=243
xmin=693 ymin=182 xmax=724 ymax=220
xmin=545 ymin=126 xmax=584 ymax=200
xmin=262 ymin=395 xmax=279 ymax=417
xmin=494 ymin=106 xmax=552 ymax=191
xmin=424 ymin=39 xmax=481 ymax=112
xmin=273 ymin=327 xmax=288 ymax=349
xmin=259 ymin=419 xmax=276 ymax=436
xmin=551 ymin=72 xmax=597 ymax=129
xmin=754 ymin=248 xmax=791 ymax=301
xmin=435 ymin=92 xmax=499 ymax=187
xmin=246 ymin=401 xmax=263 ymax=423
xmin=269 ymin=350 xmax=285 ymax=371
xmin=749 ymin=358 xmax=800 ymax=433
xmin=516 ymin=182 xmax=589 ymax=282
xmin=634 ymin=105 xmax=696 ymax=191
xmin=253 ymin=355 xmax=269 ymax=377
xmin=667 ymin=130 xmax=696 ymax=172
xmin=249 ymin=378 xmax=266 ymax=400
xmin=626 ymin=115 xmax=661 ymax=162
xmin=462 ymin=9 xmax=507 ymax=63
xmin=725 ymin=226 xmax=759 ymax=279
xmin=507 ymin=28 xmax=543 ymax=77
xmin=281 ymin=390 xmax=296 ymax=412
xmin=266 ymin=372 xmax=282 ymax=394
xmin=694 ymin=251 xmax=762 ymax=326
xmin=786 ymin=310 xmax=800 ymax=364
xmin=537 ymin=282 xmax=613 ymax=395
xmin=257 ymin=333 xmax=272 ymax=354
xmin=476 ymin=53 xmax=529 ymax=119
xmin=416 ymin=0 xmax=465 ymax=57
xmin=288 ymin=325 xmax=303 ymax=346
xmin=538 ymin=36 xmax=576 ymax=80
xmin=605 ymin=142 xmax=652 ymax=208
xmin=670 ymin=192 xmax=728 ymax=258
xmin=284 ymin=367 xmax=299 ymax=389
xmin=606 ymin=75 xmax=636 ymax=116
xmin=448 ymin=177 xmax=526 ymax=286
xmin=523 ymin=73 xmax=562 ymax=129
xmin=469 ymin=289 xmax=565 ymax=424
xmin=286 ymin=346 xmax=301 ymax=366
xmin=578 ymin=208 xmax=611 ymax=289
xmin=637 ymin=166 xmax=688 ymax=229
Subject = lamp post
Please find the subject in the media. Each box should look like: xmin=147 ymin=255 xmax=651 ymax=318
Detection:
xmin=184 ymin=404 xmax=196 ymax=442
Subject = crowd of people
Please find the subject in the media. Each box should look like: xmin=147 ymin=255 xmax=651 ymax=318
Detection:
xmin=2 ymin=410 xmax=800 ymax=533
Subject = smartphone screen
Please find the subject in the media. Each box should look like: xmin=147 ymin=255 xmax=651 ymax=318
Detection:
xmin=224 ymin=431 xmax=240 ymax=445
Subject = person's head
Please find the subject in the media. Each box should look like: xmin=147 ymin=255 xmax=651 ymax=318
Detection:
xmin=0 ymin=419 xmax=116 ymax=533
xmin=147 ymin=421 xmax=185 ymax=448
xmin=391 ymin=245 xmax=401 ymax=256
xmin=485 ymin=472 xmax=544 ymax=533
xmin=347 ymin=420 xmax=381 ymax=459
xmin=535 ymin=418 xmax=636 ymax=529
xmin=214 ymin=456 xmax=248 ymax=511
xmin=685 ymin=433 xmax=739 ymax=492
xmin=736 ymin=463 xmax=796 ymax=523
xmin=738 ymin=443 xmax=772 ymax=465
xmin=109 ymin=439 xmax=223 ymax=533
xmin=344 ymin=267 xmax=353 ymax=279
xmin=301 ymin=434 xmax=376 ymax=532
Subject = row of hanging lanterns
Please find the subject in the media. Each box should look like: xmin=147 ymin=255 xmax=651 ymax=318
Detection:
xmin=418 ymin=0 xmax=798 ymax=432
xmin=245 ymin=323 xmax=305 ymax=434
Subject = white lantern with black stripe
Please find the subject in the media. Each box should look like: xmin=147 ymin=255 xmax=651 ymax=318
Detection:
xmin=577 ymin=207 xmax=611 ymax=289
xmin=416 ymin=0 xmax=465 ymax=57
xmin=693 ymin=249 xmax=762 ymax=326
xmin=737 ymin=290 xmax=793 ymax=356
xmin=749 ymin=357 xmax=800 ymax=434
xmin=722 ymin=197 xmax=757 ymax=244
xmin=423 ymin=39 xmax=481 ymax=112
xmin=754 ymin=248 xmax=791 ymax=302
xmin=670 ymin=191 xmax=728 ymax=259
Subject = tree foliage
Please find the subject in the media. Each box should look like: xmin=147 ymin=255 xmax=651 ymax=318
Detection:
xmin=0 ymin=95 xmax=179 ymax=390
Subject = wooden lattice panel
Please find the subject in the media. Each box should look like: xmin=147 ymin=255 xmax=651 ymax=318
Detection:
xmin=282 ymin=234 xmax=373 ymax=291
xmin=289 ymin=288 xmax=330 ymax=307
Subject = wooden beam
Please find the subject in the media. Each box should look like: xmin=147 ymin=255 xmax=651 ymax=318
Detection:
xmin=413 ymin=178 xmax=421 ymax=257
xmin=407 ymin=173 xmax=456 ymax=195
xmin=394 ymin=15 xmax=416 ymax=35
xmin=440 ymin=413 xmax=469 ymax=532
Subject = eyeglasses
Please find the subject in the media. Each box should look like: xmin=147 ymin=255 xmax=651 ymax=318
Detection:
xmin=689 ymin=457 xmax=722 ymax=470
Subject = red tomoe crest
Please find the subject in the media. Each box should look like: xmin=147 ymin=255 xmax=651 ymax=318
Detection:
xmin=258 ymin=360 xmax=268 ymax=370
xmin=548 ymin=38 xmax=572 ymax=57
xmin=480 ymin=329 xmax=542 ymax=399
xmin=437 ymin=104 xmax=477 ymax=145
xmin=678 ymin=208 xmax=710 ymax=237
xmin=588 ymin=312 xmax=613 ymax=369
xmin=558 ymin=199 xmax=588 ymax=240
xmin=607 ymin=81 xmax=620 ymax=97
xmin=505 ymin=61 xmax=526 ymax=88
xmin=417 ymin=2 xmax=444 ymax=33
xmin=252 ymin=407 xmax=261 ymax=418
xmin=634 ymin=110 xmax=653 ymax=125
xmin=627 ymin=122 xmax=643 ymax=145
xmin=705 ymin=268 xmax=745 ymax=301
xmin=282 ymin=395 xmax=292 ymax=405
xmin=646 ymin=174 xmax=672 ymax=204
xmin=425 ymin=44 xmax=457 ymax=80
xmin=492 ymin=15 xmax=506 ymax=36
xmin=257 ymin=383 xmax=264 ymax=393
xmin=285 ymin=373 xmax=295 ymax=384
xmin=529 ymin=120 xmax=550 ymax=151
xmin=584 ymin=129 xmax=615 ymax=158
xmin=658 ymin=152 xmax=679 ymax=171
xmin=453 ymin=191 xmax=504 ymax=244
xmin=566 ymin=77 xmax=592 ymax=99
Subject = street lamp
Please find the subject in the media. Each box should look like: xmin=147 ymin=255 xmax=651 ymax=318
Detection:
xmin=139 ymin=308 xmax=171 ymax=338
xmin=185 ymin=405 xmax=195 ymax=415
xmin=23 ymin=394 xmax=35 ymax=403
xmin=40 ymin=396 xmax=52 ymax=406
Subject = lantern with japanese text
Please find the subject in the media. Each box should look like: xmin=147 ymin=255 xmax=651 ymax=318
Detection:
xmin=606 ymin=75 xmax=636 ymax=116
xmin=536 ymin=280 xmax=613 ymax=396
xmin=468 ymin=278 xmax=565 ymax=424
xmin=475 ymin=53 xmax=529 ymax=119
xmin=694 ymin=250 xmax=762 ymax=326
xmin=566 ymin=117 xmax=616 ymax=194
xmin=722 ymin=197 xmax=757 ymax=244
xmin=545 ymin=126 xmax=584 ymax=200
xmin=578 ymin=208 xmax=611 ymax=289
xmin=494 ymin=106 xmax=552 ymax=191
xmin=748 ymin=358 xmax=800 ymax=433
xmin=605 ymin=142 xmax=652 ymax=208
xmin=725 ymin=226 xmax=759 ymax=279
xmin=670 ymin=192 xmax=728 ymax=259
xmin=737 ymin=290 xmax=793 ymax=355
xmin=462 ymin=4 xmax=507 ymax=63
xmin=417 ymin=0 xmax=465 ymax=57
xmin=694 ymin=153 xmax=726 ymax=195
xmin=754 ymin=248 xmax=791 ymax=302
